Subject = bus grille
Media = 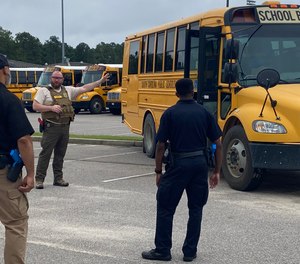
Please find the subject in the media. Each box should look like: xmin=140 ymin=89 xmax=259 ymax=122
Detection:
xmin=22 ymin=93 xmax=32 ymax=100
xmin=107 ymin=92 xmax=120 ymax=100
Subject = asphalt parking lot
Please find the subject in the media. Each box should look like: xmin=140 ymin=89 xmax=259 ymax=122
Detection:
xmin=0 ymin=113 xmax=299 ymax=263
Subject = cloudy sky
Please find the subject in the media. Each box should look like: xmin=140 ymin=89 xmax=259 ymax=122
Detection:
xmin=1 ymin=0 xmax=299 ymax=48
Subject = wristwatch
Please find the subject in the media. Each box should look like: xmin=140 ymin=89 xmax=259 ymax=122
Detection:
xmin=155 ymin=168 xmax=162 ymax=174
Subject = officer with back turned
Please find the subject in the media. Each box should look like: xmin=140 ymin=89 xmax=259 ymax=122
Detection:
xmin=0 ymin=54 xmax=35 ymax=264
xmin=142 ymin=78 xmax=222 ymax=262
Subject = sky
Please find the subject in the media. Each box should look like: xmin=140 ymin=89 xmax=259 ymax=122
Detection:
xmin=1 ymin=0 xmax=299 ymax=48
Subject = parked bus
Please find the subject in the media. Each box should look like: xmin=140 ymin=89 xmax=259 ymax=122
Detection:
xmin=121 ymin=1 xmax=300 ymax=191
xmin=106 ymin=87 xmax=122 ymax=115
xmin=72 ymin=64 xmax=122 ymax=114
xmin=8 ymin=67 xmax=44 ymax=99
xmin=22 ymin=65 xmax=85 ymax=112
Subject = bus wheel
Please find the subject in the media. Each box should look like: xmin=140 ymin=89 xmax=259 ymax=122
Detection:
xmin=25 ymin=106 xmax=36 ymax=113
xmin=89 ymin=97 xmax=103 ymax=114
xmin=143 ymin=114 xmax=156 ymax=158
xmin=74 ymin=108 xmax=80 ymax=114
xmin=222 ymin=125 xmax=262 ymax=191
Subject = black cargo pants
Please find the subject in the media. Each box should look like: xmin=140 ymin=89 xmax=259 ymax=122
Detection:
xmin=154 ymin=155 xmax=209 ymax=257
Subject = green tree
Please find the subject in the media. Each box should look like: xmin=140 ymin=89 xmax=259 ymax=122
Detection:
xmin=43 ymin=36 xmax=62 ymax=64
xmin=74 ymin=42 xmax=90 ymax=62
xmin=15 ymin=32 xmax=43 ymax=64
xmin=0 ymin=27 xmax=15 ymax=58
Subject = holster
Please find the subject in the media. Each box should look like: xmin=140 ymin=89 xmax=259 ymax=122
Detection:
xmin=38 ymin=118 xmax=45 ymax=133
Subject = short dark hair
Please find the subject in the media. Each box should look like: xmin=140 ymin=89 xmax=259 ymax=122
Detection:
xmin=0 ymin=54 xmax=9 ymax=69
xmin=175 ymin=78 xmax=194 ymax=96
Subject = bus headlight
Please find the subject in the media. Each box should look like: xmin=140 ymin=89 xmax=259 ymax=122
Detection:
xmin=80 ymin=95 xmax=89 ymax=100
xmin=252 ymin=120 xmax=287 ymax=134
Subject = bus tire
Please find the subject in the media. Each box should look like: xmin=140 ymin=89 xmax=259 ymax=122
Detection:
xmin=25 ymin=106 xmax=36 ymax=113
xmin=74 ymin=108 xmax=80 ymax=114
xmin=222 ymin=125 xmax=262 ymax=191
xmin=143 ymin=114 xmax=156 ymax=158
xmin=89 ymin=97 xmax=104 ymax=114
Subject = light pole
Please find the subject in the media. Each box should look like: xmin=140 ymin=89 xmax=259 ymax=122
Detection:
xmin=226 ymin=0 xmax=229 ymax=7
xmin=61 ymin=0 xmax=65 ymax=64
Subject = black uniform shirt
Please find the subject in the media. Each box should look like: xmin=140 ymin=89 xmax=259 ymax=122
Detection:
xmin=156 ymin=99 xmax=222 ymax=153
xmin=0 ymin=83 xmax=34 ymax=152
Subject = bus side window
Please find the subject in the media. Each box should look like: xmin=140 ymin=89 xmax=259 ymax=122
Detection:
xmin=27 ymin=71 xmax=35 ymax=83
xmin=108 ymin=72 xmax=117 ymax=85
xmin=63 ymin=73 xmax=72 ymax=86
xmin=18 ymin=71 xmax=27 ymax=84
xmin=11 ymin=71 xmax=17 ymax=84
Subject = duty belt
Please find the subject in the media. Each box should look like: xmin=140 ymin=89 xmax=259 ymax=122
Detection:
xmin=171 ymin=150 xmax=205 ymax=159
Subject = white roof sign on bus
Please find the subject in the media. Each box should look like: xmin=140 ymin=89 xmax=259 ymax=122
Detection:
xmin=257 ymin=7 xmax=300 ymax=24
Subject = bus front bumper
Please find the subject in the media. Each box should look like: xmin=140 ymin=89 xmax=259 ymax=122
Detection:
xmin=72 ymin=101 xmax=90 ymax=110
xmin=250 ymin=143 xmax=300 ymax=170
xmin=22 ymin=100 xmax=33 ymax=107
xmin=106 ymin=102 xmax=121 ymax=110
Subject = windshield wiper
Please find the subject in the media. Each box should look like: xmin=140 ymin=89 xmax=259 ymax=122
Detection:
xmin=237 ymin=25 xmax=263 ymax=78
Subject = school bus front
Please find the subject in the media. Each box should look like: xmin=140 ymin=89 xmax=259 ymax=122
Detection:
xmin=22 ymin=65 xmax=84 ymax=112
xmin=122 ymin=1 xmax=300 ymax=191
xmin=72 ymin=64 xmax=122 ymax=114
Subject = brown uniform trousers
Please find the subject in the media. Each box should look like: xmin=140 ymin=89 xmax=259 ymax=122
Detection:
xmin=0 ymin=167 xmax=29 ymax=264
xmin=35 ymin=122 xmax=70 ymax=183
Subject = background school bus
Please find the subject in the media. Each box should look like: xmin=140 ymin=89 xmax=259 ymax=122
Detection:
xmin=22 ymin=65 xmax=85 ymax=112
xmin=8 ymin=67 xmax=44 ymax=99
xmin=72 ymin=64 xmax=122 ymax=114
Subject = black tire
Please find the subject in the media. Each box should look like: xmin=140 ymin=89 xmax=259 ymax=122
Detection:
xmin=25 ymin=106 xmax=36 ymax=113
xmin=89 ymin=97 xmax=104 ymax=114
xmin=143 ymin=114 xmax=156 ymax=158
xmin=222 ymin=125 xmax=262 ymax=191
xmin=74 ymin=108 xmax=80 ymax=114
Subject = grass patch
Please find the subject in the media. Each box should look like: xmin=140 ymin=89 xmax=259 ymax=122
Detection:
xmin=33 ymin=132 xmax=143 ymax=141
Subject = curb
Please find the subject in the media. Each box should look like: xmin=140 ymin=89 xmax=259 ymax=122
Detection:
xmin=32 ymin=136 xmax=143 ymax=147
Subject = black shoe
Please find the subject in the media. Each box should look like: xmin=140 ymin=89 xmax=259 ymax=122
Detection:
xmin=142 ymin=249 xmax=171 ymax=261
xmin=35 ymin=181 xmax=44 ymax=189
xmin=53 ymin=179 xmax=69 ymax=187
xmin=183 ymin=254 xmax=197 ymax=262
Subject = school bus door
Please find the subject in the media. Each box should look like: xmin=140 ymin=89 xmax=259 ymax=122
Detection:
xmin=185 ymin=27 xmax=221 ymax=118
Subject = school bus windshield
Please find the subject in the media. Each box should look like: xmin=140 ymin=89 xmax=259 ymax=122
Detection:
xmin=234 ymin=24 xmax=300 ymax=86
xmin=37 ymin=72 xmax=52 ymax=86
xmin=81 ymin=70 xmax=104 ymax=84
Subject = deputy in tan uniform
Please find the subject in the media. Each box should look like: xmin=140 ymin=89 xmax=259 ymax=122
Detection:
xmin=0 ymin=54 xmax=35 ymax=264
xmin=33 ymin=70 xmax=109 ymax=189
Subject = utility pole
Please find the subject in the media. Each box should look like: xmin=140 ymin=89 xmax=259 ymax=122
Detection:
xmin=226 ymin=0 xmax=229 ymax=7
xmin=61 ymin=0 xmax=65 ymax=64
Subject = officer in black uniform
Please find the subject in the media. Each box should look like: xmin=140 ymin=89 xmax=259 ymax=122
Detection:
xmin=0 ymin=54 xmax=35 ymax=263
xmin=142 ymin=78 xmax=222 ymax=262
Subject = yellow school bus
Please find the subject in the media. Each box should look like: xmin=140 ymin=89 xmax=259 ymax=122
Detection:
xmin=8 ymin=67 xmax=44 ymax=99
xmin=72 ymin=64 xmax=122 ymax=114
xmin=22 ymin=65 xmax=85 ymax=112
xmin=107 ymin=87 xmax=122 ymax=115
xmin=122 ymin=1 xmax=300 ymax=191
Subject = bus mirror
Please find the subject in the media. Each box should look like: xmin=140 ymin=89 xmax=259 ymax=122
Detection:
xmin=224 ymin=39 xmax=239 ymax=60
xmin=257 ymin=69 xmax=280 ymax=89
xmin=222 ymin=62 xmax=238 ymax=83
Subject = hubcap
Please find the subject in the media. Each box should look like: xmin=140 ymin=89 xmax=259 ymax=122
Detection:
xmin=226 ymin=139 xmax=247 ymax=178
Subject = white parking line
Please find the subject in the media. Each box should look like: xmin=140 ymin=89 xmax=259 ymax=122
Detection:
xmin=64 ymin=151 xmax=140 ymax=163
xmin=102 ymin=172 xmax=154 ymax=183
